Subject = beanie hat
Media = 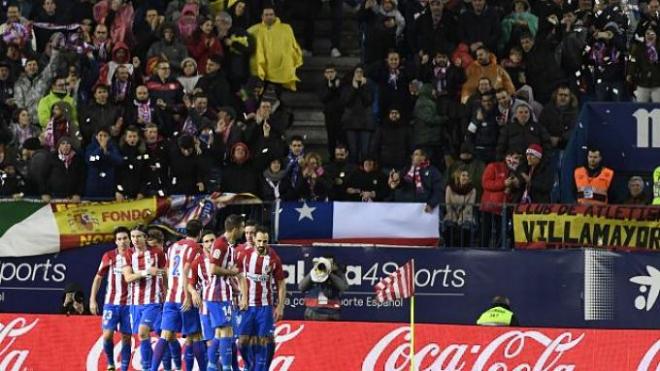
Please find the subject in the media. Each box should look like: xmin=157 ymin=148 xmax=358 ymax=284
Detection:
xmin=526 ymin=143 xmax=543 ymax=159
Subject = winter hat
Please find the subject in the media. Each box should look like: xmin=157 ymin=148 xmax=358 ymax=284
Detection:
xmin=22 ymin=137 xmax=42 ymax=151
xmin=180 ymin=57 xmax=198 ymax=71
xmin=526 ymin=144 xmax=543 ymax=159
xmin=177 ymin=135 xmax=195 ymax=151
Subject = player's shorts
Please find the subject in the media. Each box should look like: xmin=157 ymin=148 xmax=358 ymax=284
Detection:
xmin=237 ymin=306 xmax=273 ymax=338
xmin=130 ymin=304 xmax=162 ymax=334
xmin=154 ymin=305 xmax=164 ymax=333
xmin=161 ymin=302 xmax=201 ymax=336
xmin=200 ymin=311 xmax=214 ymax=341
xmin=231 ymin=305 xmax=241 ymax=337
xmin=206 ymin=300 xmax=232 ymax=329
xmin=102 ymin=304 xmax=132 ymax=334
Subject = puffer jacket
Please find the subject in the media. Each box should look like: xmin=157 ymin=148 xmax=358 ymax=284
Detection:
xmin=14 ymin=50 xmax=61 ymax=123
xmin=413 ymin=84 xmax=447 ymax=146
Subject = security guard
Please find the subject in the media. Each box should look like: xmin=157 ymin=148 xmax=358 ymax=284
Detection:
xmin=574 ymin=148 xmax=614 ymax=205
xmin=476 ymin=296 xmax=519 ymax=326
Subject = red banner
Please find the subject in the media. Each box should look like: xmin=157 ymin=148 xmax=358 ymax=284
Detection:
xmin=0 ymin=314 xmax=659 ymax=370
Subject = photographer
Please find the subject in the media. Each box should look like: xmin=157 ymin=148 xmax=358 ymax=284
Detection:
xmin=299 ymin=256 xmax=348 ymax=321
xmin=61 ymin=283 xmax=90 ymax=315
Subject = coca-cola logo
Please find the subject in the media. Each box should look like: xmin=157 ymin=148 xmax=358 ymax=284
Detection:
xmin=362 ymin=327 xmax=585 ymax=371
xmin=0 ymin=317 xmax=39 ymax=371
xmin=637 ymin=340 xmax=660 ymax=371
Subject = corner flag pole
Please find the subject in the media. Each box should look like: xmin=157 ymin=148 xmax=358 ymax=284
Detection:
xmin=410 ymin=260 xmax=415 ymax=371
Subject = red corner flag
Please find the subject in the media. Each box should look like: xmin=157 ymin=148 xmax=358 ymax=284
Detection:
xmin=374 ymin=259 xmax=415 ymax=302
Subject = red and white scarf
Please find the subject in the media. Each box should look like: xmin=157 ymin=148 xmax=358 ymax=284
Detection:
xmin=405 ymin=160 xmax=429 ymax=193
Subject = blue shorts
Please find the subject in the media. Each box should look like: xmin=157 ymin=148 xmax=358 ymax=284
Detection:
xmin=160 ymin=302 xmax=201 ymax=336
xmin=231 ymin=306 xmax=240 ymax=336
xmin=200 ymin=312 xmax=214 ymax=341
xmin=130 ymin=304 xmax=162 ymax=334
xmin=102 ymin=304 xmax=132 ymax=334
xmin=154 ymin=306 xmax=163 ymax=333
xmin=206 ymin=301 xmax=232 ymax=329
xmin=237 ymin=306 xmax=273 ymax=338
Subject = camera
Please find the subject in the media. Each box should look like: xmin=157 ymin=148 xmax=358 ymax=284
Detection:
xmin=311 ymin=257 xmax=333 ymax=283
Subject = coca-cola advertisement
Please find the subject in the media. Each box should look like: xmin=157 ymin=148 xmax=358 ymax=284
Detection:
xmin=0 ymin=314 xmax=658 ymax=370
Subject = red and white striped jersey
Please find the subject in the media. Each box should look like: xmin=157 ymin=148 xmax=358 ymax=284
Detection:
xmin=191 ymin=250 xmax=230 ymax=302
xmin=231 ymin=244 xmax=252 ymax=304
xmin=237 ymin=247 xmax=285 ymax=307
xmin=97 ymin=248 xmax=131 ymax=306
xmin=130 ymin=247 xmax=167 ymax=305
xmin=208 ymin=236 xmax=235 ymax=302
xmin=166 ymin=239 xmax=201 ymax=303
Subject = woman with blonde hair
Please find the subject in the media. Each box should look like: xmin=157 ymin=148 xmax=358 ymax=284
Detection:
xmin=298 ymin=152 xmax=332 ymax=201
xmin=444 ymin=167 xmax=477 ymax=247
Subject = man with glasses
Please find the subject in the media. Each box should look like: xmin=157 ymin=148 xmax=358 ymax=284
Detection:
xmin=146 ymin=60 xmax=185 ymax=119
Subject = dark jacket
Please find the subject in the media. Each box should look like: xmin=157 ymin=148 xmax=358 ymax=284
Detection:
xmin=195 ymin=70 xmax=233 ymax=110
xmin=371 ymin=118 xmax=413 ymax=170
xmin=413 ymin=84 xmax=447 ymax=146
xmin=318 ymin=78 xmax=343 ymax=115
xmin=496 ymin=119 xmax=551 ymax=160
xmin=389 ymin=163 xmax=444 ymax=208
xmin=465 ymin=108 xmax=500 ymax=151
xmin=167 ymin=142 xmax=202 ymax=195
xmin=340 ymin=81 xmax=375 ymax=131
xmin=78 ymin=101 xmax=122 ymax=145
xmin=457 ymin=7 xmax=501 ymax=52
xmin=116 ymin=143 xmax=147 ymax=198
xmin=344 ymin=168 xmax=388 ymax=201
xmin=628 ymin=42 xmax=660 ymax=88
xmin=142 ymin=140 xmax=169 ymax=196
xmin=413 ymin=10 xmax=457 ymax=55
xmin=42 ymin=151 xmax=85 ymax=198
xmin=145 ymin=75 xmax=184 ymax=114
xmin=523 ymin=42 xmax=566 ymax=104
xmin=537 ymin=101 xmax=577 ymax=149
xmin=368 ymin=63 xmax=414 ymax=119
xmin=324 ymin=160 xmax=358 ymax=201
xmin=260 ymin=170 xmax=296 ymax=202
xmin=525 ymin=160 xmax=553 ymax=203
xmin=84 ymin=138 xmax=123 ymax=198
xmin=221 ymin=161 xmax=261 ymax=195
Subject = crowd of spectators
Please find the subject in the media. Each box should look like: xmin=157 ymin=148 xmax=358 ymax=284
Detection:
xmin=0 ymin=0 xmax=655 ymax=227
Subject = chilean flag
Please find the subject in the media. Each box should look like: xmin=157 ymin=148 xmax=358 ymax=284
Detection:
xmin=275 ymin=202 xmax=440 ymax=246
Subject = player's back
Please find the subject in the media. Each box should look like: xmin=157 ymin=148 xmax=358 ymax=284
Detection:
xmin=166 ymin=239 xmax=201 ymax=303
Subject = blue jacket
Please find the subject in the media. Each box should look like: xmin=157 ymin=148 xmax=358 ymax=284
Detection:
xmin=84 ymin=138 xmax=123 ymax=198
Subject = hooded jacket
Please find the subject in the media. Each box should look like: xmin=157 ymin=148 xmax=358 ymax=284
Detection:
xmin=461 ymin=53 xmax=516 ymax=103
xmin=221 ymin=142 xmax=261 ymax=195
xmin=147 ymin=25 xmax=189 ymax=73
xmin=340 ymin=72 xmax=375 ymax=132
xmin=167 ymin=138 xmax=202 ymax=195
xmin=413 ymin=84 xmax=447 ymax=146
xmin=98 ymin=42 xmax=134 ymax=85
xmin=37 ymin=91 xmax=78 ymax=130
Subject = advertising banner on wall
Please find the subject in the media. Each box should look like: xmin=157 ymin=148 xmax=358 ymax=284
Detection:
xmin=0 ymin=314 xmax=658 ymax=371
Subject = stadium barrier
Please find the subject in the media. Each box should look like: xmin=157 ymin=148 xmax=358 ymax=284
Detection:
xmin=0 ymin=313 xmax=658 ymax=370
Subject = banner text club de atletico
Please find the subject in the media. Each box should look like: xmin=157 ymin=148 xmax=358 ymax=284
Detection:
xmin=1 ymin=314 xmax=658 ymax=370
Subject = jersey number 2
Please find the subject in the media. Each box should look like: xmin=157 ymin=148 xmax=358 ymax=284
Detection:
xmin=172 ymin=255 xmax=181 ymax=277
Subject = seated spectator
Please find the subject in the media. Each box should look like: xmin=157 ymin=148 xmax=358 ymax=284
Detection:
xmin=168 ymin=134 xmax=204 ymax=195
xmin=387 ymin=148 xmax=443 ymax=213
xmin=341 ymin=65 xmax=376 ymax=163
xmin=325 ymin=144 xmax=357 ymax=201
xmin=41 ymin=136 xmax=85 ymax=202
xmin=444 ymin=167 xmax=477 ymax=247
xmin=627 ymin=27 xmax=660 ymax=103
xmin=465 ymin=92 xmax=499 ymax=164
xmin=84 ymin=127 xmax=123 ymax=199
xmin=260 ymin=157 xmax=296 ymax=202
xmin=187 ymin=17 xmax=223 ymax=75
xmin=178 ymin=58 xmax=202 ymax=95
xmin=461 ymin=46 xmax=515 ymax=104
xmin=9 ymin=109 xmax=41 ymax=149
xmin=345 ymin=157 xmax=388 ymax=202
xmin=298 ymin=152 xmax=332 ymax=201
xmin=496 ymin=104 xmax=551 ymax=160
xmin=371 ymin=107 xmax=413 ymax=172
xmin=248 ymin=5 xmax=303 ymax=91
xmin=147 ymin=24 xmax=189 ymax=75
xmin=116 ymin=126 xmax=146 ymax=201
xmin=447 ymin=143 xmax=486 ymax=199
xmin=37 ymin=76 xmax=77 ymax=129
xmin=623 ymin=176 xmax=651 ymax=205
xmin=43 ymin=102 xmax=80 ymax=152
xmin=520 ymin=144 xmax=552 ymax=203
xmin=413 ymin=84 xmax=447 ymax=170
xmin=221 ymin=142 xmax=261 ymax=195
xmin=538 ymin=85 xmax=578 ymax=151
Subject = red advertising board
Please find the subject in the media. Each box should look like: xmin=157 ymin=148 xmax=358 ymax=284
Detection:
xmin=0 ymin=314 xmax=658 ymax=370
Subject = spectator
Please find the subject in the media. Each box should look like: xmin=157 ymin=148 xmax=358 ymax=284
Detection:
xmin=79 ymin=84 xmax=122 ymax=145
xmin=194 ymin=54 xmax=232 ymax=111
xmin=628 ymin=27 xmax=660 ymax=102
xmin=496 ymin=104 xmax=551 ymax=160
xmin=91 ymin=24 xmax=113 ymax=63
xmin=623 ymin=176 xmax=651 ymax=205
xmin=584 ymin=22 xmax=627 ymax=101
xmin=574 ymin=147 xmax=615 ymax=205
xmin=123 ymin=85 xmax=170 ymax=134
xmin=298 ymin=152 xmax=332 ymax=201
xmin=9 ymin=108 xmax=41 ymax=149
xmin=501 ymin=47 xmax=526 ymax=90
xmin=181 ymin=93 xmax=216 ymax=136
xmin=248 ymin=5 xmax=303 ymax=91
xmin=97 ymin=42 xmax=136 ymax=86
xmin=461 ymin=47 xmax=515 ymax=104
xmin=447 ymin=143 xmax=486 ymax=199
xmin=214 ymin=106 xmax=246 ymax=154
xmin=519 ymin=33 xmax=565 ymax=105
xmin=319 ymin=64 xmax=343 ymax=156
xmin=538 ymin=85 xmax=577 ymax=151
xmin=0 ymin=145 xmax=23 ymax=197
xmin=133 ymin=8 xmax=163 ymax=63
xmin=0 ymin=61 xmax=15 ymax=122
xmin=341 ymin=65 xmax=375 ymax=163
xmin=412 ymin=84 xmax=447 ymax=170
xmin=465 ymin=77 xmax=494 ymax=115
xmin=371 ymin=107 xmax=413 ymax=171
xmin=520 ymin=144 xmax=552 ymax=203
xmin=43 ymin=101 xmax=79 ymax=153
xmin=41 ymin=136 xmax=85 ymax=203
xmin=457 ymin=0 xmax=501 ymax=52
xmin=115 ymin=126 xmax=146 ymax=201
xmin=499 ymin=0 xmax=538 ymax=53
xmin=32 ymin=0 xmax=68 ymax=52
xmin=168 ymin=134 xmax=204 ymax=195
xmin=299 ymin=256 xmax=348 ymax=321
xmin=260 ymin=157 xmax=295 ymax=201
xmin=368 ymin=50 xmax=413 ymax=120
xmin=93 ymin=0 xmax=135 ymax=46
xmin=221 ymin=141 xmax=261 ymax=195
xmin=325 ymin=144 xmax=357 ymax=201
xmin=444 ymin=167 xmax=477 ymax=247
xmin=412 ymin=0 xmax=457 ymax=57
xmin=109 ymin=64 xmax=139 ymax=107
xmin=0 ymin=5 xmax=36 ymax=51
xmin=196 ymin=124 xmax=224 ymax=193
xmin=14 ymin=55 xmax=60 ymax=125
xmin=37 ymin=76 xmax=78 ymax=129
xmin=178 ymin=58 xmax=202 ymax=95
xmin=17 ymin=138 xmax=49 ymax=197
xmin=142 ymin=123 xmax=168 ymax=196
xmin=226 ymin=0 xmax=251 ymax=30
xmin=187 ymin=17 xmax=223 ymax=74
xmin=147 ymin=24 xmax=189 ymax=75
xmin=84 ymin=127 xmax=123 ymax=199
xmin=480 ymin=149 xmax=525 ymax=247
xmin=345 ymin=156 xmax=388 ymax=201
xmin=495 ymin=88 xmax=529 ymax=125
xmin=215 ymin=10 xmax=254 ymax=91
xmin=359 ymin=7 xmax=398 ymax=66
xmin=61 ymin=283 xmax=90 ymax=315
xmin=146 ymin=60 xmax=184 ymax=118
xmin=465 ymin=92 xmax=499 ymax=163
xmin=387 ymin=148 xmax=443 ymax=213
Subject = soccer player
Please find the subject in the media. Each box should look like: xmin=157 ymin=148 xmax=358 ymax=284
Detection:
xmin=146 ymin=228 xmax=174 ymax=371
xmin=151 ymin=219 xmax=207 ymax=371
xmin=90 ymin=226 xmax=133 ymax=371
xmin=192 ymin=230 xmax=218 ymax=366
xmin=206 ymin=215 xmax=244 ymax=371
xmin=122 ymin=226 xmax=167 ymax=371
xmin=237 ymin=227 xmax=286 ymax=371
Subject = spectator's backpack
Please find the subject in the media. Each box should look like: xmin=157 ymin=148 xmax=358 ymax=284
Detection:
xmin=178 ymin=3 xmax=200 ymax=41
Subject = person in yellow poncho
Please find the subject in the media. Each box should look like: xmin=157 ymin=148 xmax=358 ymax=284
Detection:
xmin=248 ymin=5 xmax=303 ymax=91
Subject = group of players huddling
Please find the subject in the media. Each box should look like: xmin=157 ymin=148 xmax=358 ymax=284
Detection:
xmin=89 ymin=215 xmax=286 ymax=371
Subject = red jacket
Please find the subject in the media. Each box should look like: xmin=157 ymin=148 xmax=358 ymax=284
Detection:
xmin=480 ymin=161 xmax=509 ymax=214
xmin=187 ymin=34 xmax=223 ymax=74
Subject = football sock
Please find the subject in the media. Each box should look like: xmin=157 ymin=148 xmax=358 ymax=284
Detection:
xmin=184 ymin=344 xmax=194 ymax=371
xmin=219 ymin=337 xmax=233 ymax=371
xmin=193 ymin=340 xmax=207 ymax=371
xmin=103 ymin=339 xmax=115 ymax=367
xmin=169 ymin=339 xmax=182 ymax=370
xmin=207 ymin=338 xmax=220 ymax=370
xmin=120 ymin=340 xmax=131 ymax=371
xmin=254 ymin=344 xmax=268 ymax=371
xmin=140 ymin=338 xmax=153 ymax=371
xmin=231 ymin=341 xmax=239 ymax=371
xmin=151 ymin=338 xmax=167 ymax=371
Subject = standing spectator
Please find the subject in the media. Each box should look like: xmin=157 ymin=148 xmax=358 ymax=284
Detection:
xmin=109 ymin=64 xmax=139 ymax=107
xmin=0 ymin=61 xmax=16 ymax=123
xmin=93 ymin=0 xmax=135 ymax=46
xmin=457 ymin=0 xmax=501 ymax=52
xmin=461 ymin=47 xmax=515 ymax=103
xmin=221 ymin=141 xmax=261 ymax=195
xmin=496 ymin=104 xmax=551 ymax=160
xmin=187 ymin=17 xmax=223 ymax=74
xmin=368 ymin=51 xmax=413 ymax=120
xmin=538 ymin=85 xmax=577 ymax=151
xmin=341 ymin=65 xmax=375 ymax=164
xmin=216 ymin=10 xmax=254 ymax=91
xmin=495 ymin=88 xmax=528 ymax=124
xmin=37 ymin=76 xmax=78 ymax=129
xmin=147 ymin=24 xmax=189 ymax=75
xmin=261 ymin=157 xmax=295 ymax=201
xmin=359 ymin=7 xmax=398 ymax=66
xmin=248 ymin=5 xmax=303 ymax=91
xmin=319 ymin=64 xmax=343 ymax=156
xmin=371 ymin=107 xmax=413 ymax=171
xmin=444 ymin=168 xmax=477 ymax=247
xmin=142 ymin=123 xmax=168 ymax=196
xmin=17 ymin=138 xmax=49 ymax=197
xmin=499 ymin=0 xmax=538 ymax=54
xmin=178 ymin=58 xmax=202 ymax=95
xmin=168 ymin=134 xmax=204 ymax=195
xmin=324 ymin=144 xmax=357 ymax=201
xmin=84 ymin=127 xmax=123 ymax=199
xmin=584 ymin=22 xmax=627 ymax=101
xmin=387 ymin=148 xmax=443 ymax=213
xmin=41 ymin=136 xmax=85 ymax=203
xmin=91 ymin=24 xmax=113 ymax=63
xmin=344 ymin=157 xmax=388 ymax=201
xmin=412 ymin=84 xmax=447 ymax=170
xmin=43 ymin=102 xmax=79 ymax=152
xmin=115 ymin=126 xmax=146 ymax=201
xmin=298 ymin=152 xmax=332 ymax=201
xmin=97 ymin=41 xmax=136 ymax=86
xmin=574 ymin=147 xmax=614 ymax=205
xmin=14 ymin=55 xmax=60 ymax=125
xmin=520 ymin=144 xmax=552 ymax=203
xmin=628 ymin=28 xmax=660 ymax=102
xmin=623 ymin=176 xmax=651 ymax=205
xmin=9 ymin=109 xmax=40 ymax=149
xmin=194 ymin=54 xmax=232 ymax=111
xmin=79 ymin=84 xmax=122 ymax=146
xmin=196 ymin=124 xmax=224 ymax=193
xmin=133 ymin=8 xmax=163 ymax=63
xmin=146 ymin=60 xmax=185 ymax=119
xmin=0 ymin=5 xmax=36 ymax=51
xmin=447 ymin=143 xmax=486 ymax=199
xmin=412 ymin=0 xmax=457 ymax=57
xmin=519 ymin=33 xmax=565 ymax=105
xmin=32 ymin=0 xmax=68 ymax=52
xmin=501 ymin=47 xmax=526 ymax=90
xmin=465 ymin=93 xmax=499 ymax=163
